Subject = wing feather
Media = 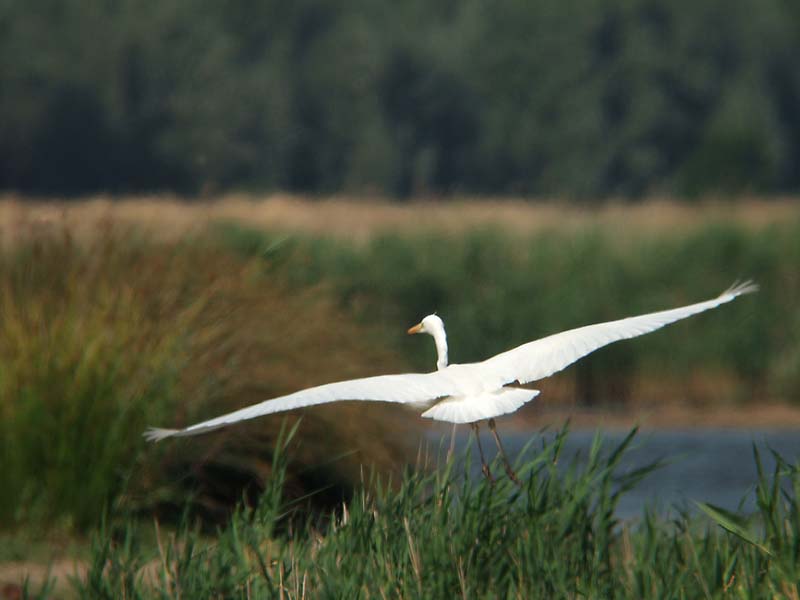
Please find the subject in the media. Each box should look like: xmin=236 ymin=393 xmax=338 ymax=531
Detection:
xmin=145 ymin=371 xmax=460 ymax=441
xmin=480 ymin=281 xmax=758 ymax=385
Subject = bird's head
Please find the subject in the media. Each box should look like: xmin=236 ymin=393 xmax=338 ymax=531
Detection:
xmin=407 ymin=314 xmax=444 ymax=337
xmin=408 ymin=314 xmax=448 ymax=369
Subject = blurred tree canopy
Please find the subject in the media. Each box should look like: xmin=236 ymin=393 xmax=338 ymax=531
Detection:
xmin=1 ymin=0 xmax=798 ymax=198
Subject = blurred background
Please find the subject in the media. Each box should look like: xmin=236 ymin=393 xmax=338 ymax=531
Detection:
xmin=2 ymin=0 xmax=800 ymax=198
xmin=1 ymin=0 xmax=799 ymax=579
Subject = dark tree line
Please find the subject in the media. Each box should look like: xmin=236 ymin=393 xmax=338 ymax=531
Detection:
xmin=1 ymin=0 xmax=798 ymax=198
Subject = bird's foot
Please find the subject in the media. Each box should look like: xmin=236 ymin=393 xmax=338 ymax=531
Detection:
xmin=481 ymin=463 xmax=495 ymax=484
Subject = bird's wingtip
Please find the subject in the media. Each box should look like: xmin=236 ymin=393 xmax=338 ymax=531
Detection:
xmin=722 ymin=279 xmax=759 ymax=298
xmin=143 ymin=427 xmax=179 ymax=442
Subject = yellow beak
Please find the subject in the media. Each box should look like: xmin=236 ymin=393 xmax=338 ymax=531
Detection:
xmin=407 ymin=323 xmax=423 ymax=335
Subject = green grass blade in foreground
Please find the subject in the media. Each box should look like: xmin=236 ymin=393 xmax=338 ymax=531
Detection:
xmin=694 ymin=501 xmax=772 ymax=556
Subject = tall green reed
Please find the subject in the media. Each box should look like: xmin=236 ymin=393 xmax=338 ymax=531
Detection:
xmin=0 ymin=231 xmax=189 ymax=529
xmin=73 ymin=427 xmax=800 ymax=598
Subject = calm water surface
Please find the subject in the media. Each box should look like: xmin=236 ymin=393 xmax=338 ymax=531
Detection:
xmin=426 ymin=428 xmax=800 ymax=519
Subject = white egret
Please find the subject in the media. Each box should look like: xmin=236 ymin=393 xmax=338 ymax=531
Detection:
xmin=145 ymin=281 xmax=757 ymax=482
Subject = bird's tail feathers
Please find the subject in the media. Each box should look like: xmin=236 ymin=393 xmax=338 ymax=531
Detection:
xmin=421 ymin=388 xmax=539 ymax=424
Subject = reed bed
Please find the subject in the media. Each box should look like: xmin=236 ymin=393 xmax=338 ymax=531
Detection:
xmin=0 ymin=226 xmax=415 ymax=532
xmin=60 ymin=425 xmax=800 ymax=599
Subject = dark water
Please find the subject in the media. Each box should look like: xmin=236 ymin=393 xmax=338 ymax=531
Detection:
xmin=426 ymin=428 xmax=800 ymax=519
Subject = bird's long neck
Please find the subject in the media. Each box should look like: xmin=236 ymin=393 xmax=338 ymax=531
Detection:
xmin=431 ymin=327 xmax=448 ymax=371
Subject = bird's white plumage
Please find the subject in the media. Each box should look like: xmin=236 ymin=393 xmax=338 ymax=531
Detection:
xmin=480 ymin=281 xmax=758 ymax=387
xmin=145 ymin=281 xmax=757 ymax=441
xmin=421 ymin=388 xmax=540 ymax=424
xmin=145 ymin=371 xmax=467 ymax=440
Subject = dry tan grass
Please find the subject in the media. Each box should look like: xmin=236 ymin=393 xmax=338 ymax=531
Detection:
xmin=0 ymin=561 xmax=84 ymax=599
xmin=1 ymin=193 xmax=797 ymax=246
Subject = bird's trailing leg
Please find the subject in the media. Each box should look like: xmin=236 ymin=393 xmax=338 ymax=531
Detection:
xmin=470 ymin=422 xmax=494 ymax=483
xmin=488 ymin=418 xmax=521 ymax=486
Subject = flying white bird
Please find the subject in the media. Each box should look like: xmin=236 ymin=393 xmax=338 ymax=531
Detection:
xmin=145 ymin=281 xmax=757 ymax=482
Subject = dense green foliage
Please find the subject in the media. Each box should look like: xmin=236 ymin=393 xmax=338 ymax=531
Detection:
xmin=2 ymin=0 xmax=799 ymax=197
xmin=0 ymin=229 xmax=414 ymax=531
xmin=64 ymin=426 xmax=800 ymax=598
xmin=0 ymin=232 xmax=185 ymax=529
xmin=217 ymin=219 xmax=800 ymax=404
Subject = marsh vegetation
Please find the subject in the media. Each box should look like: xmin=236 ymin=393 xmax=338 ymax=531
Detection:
xmin=0 ymin=199 xmax=798 ymax=596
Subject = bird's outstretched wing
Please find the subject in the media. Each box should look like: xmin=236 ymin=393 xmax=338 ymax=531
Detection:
xmin=479 ymin=281 xmax=758 ymax=386
xmin=144 ymin=371 xmax=463 ymax=441
xmin=146 ymin=281 xmax=757 ymax=441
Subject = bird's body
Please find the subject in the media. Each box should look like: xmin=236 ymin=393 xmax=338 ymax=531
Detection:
xmin=145 ymin=281 xmax=757 ymax=445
